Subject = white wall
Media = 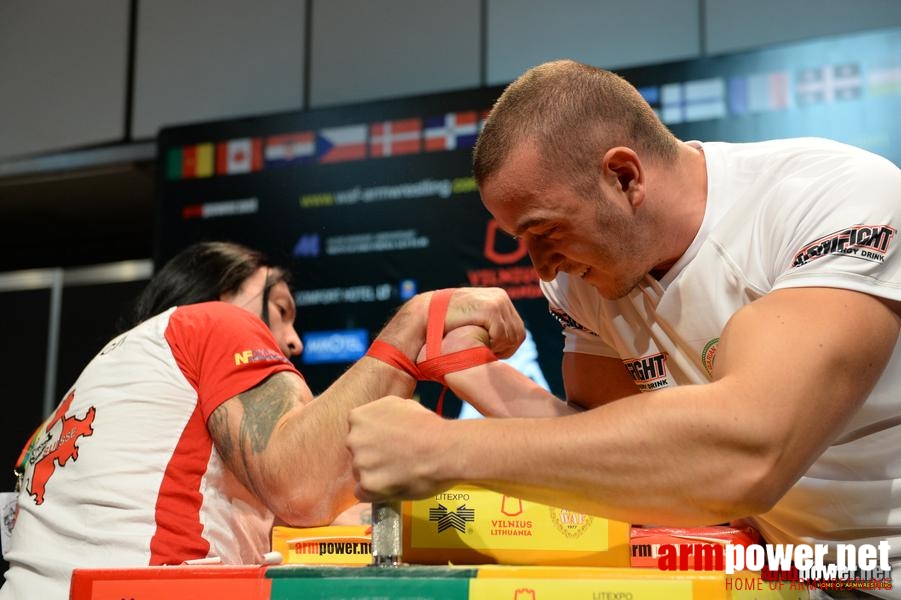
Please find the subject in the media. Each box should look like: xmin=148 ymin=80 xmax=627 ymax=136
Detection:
xmin=0 ymin=1 xmax=130 ymax=159
xmin=132 ymin=0 xmax=307 ymax=138
xmin=309 ymin=0 xmax=481 ymax=107
xmin=2 ymin=0 xmax=901 ymax=161
xmin=487 ymin=0 xmax=700 ymax=84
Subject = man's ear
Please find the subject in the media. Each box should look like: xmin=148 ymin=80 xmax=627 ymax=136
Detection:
xmin=602 ymin=147 xmax=644 ymax=208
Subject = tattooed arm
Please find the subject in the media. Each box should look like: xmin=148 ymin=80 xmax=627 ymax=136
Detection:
xmin=206 ymin=287 xmax=526 ymax=526
xmin=207 ymin=372 xmax=308 ymax=504
xmin=207 ymin=362 xmax=415 ymax=527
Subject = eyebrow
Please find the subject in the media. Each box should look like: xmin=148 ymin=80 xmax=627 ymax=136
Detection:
xmin=281 ymin=291 xmax=297 ymax=316
xmin=512 ymin=217 xmax=550 ymax=237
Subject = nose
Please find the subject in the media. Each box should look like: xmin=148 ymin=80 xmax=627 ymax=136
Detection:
xmin=284 ymin=327 xmax=303 ymax=357
xmin=526 ymin=238 xmax=561 ymax=282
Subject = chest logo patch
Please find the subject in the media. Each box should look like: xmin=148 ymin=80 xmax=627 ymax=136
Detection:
xmin=702 ymin=338 xmax=719 ymax=378
xmin=623 ymin=352 xmax=669 ymax=391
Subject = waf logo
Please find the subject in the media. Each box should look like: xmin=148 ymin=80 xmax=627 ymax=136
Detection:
xmin=428 ymin=503 xmax=475 ymax=533
xmin=549 ymin=507 xmax=593 ymax=539
xmin=26 ymin=390 xmax=96 ymax=505
xmin=623 ymin=352 xmax=669 ymax=391
xmin=791 ymin=224 xmax=896 ymax=267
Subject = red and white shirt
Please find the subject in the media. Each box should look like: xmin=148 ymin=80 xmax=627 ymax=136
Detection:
xmin=1 ymin=302 xmax=300 ymax=600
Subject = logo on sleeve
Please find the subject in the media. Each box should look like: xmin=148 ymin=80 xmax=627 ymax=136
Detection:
xmin=623 ymin=352 xmax=670 ymax=391
xmin=791 ymin=224 xmax=896 ymax=268
xmin=234 ymin=348 xmax=290 ymax=366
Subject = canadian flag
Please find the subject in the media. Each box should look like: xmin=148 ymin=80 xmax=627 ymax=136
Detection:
xmin=216 ymin=138 xmax=263 ymax=175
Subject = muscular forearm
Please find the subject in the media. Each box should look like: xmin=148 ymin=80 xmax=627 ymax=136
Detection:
xmin=352 ymin=288 xmax=899 ymax=529
xmin=267 ymin=290 xmax=517 ymax=523
xmin=264 ymin=287 xmax=527 ymax=524
xmin=272 ymin=359 xmax=415 ymax=525
xmin=445 ymin=362 xmax=577 ymax=417
xmin=424 ymin=382 xmax=783 ymax=527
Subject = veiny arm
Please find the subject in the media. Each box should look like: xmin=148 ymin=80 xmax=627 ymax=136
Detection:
xmin=433 ymin=327 xmax=638 ymax=417
xmin=349 ymin=287 xmax=899 ymax=526
xmin=208 ymin=287 xmax=526 ymax=526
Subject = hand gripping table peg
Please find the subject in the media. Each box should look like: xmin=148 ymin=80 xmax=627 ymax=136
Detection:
xmin=370 ymin=501 xmax=403 ymax=566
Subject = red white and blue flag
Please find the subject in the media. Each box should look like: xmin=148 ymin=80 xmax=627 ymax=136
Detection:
xmin=265 ymin=131 xmax=316 ymax=167
xmin=369 ymin=118 xmax=422 ymax=157
xmin=424 ymin=111 xmax=479 ymax=151
xmin=728 ymin=71 xmax=790 ymax=114
xmin=317 ymin=124 xmax=367 ymax=163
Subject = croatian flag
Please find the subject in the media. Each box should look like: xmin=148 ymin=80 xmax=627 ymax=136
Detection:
xmin=317 ymin=124 xmax=367 ymax=163
xmin=369 ymin=118 xmax=422 ymax=157
xmin=265 ymin=132 xmax=316 ymax=167
xmin=424 ymin=111 xmax=479 ymax=151
xmin=216 ymin=138 xmax=263 ymax=175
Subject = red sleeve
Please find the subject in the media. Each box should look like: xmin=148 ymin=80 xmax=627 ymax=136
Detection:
xmin=164 ymin=302 xmax=303 ymax=420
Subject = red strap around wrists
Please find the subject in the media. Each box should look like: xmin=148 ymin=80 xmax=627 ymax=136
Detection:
xmin=425 ymin=288 xmax=454 ymax=360
xmin=365 ymin=339 xmax=421 ymax=380
xmin=418 ymin=346 xmax=498 ymax=385
xmin=366 ymin=288 xmax=499 ymax=416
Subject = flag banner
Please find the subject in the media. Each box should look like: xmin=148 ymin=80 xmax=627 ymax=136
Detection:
xmin=795 ymin=63 xmax=863 ymax=105
xmin=166 ymin=148 xmax=183 ymax=180
xmin=424 ymin=111 xmax=479 ymax=151
xmin=369 ymin=118 xmax=422 ymax=157
xmin=265 ymin=132 xmax=316 ymax=167
xmin=317 ymin=124 xmax=367 ymax=163
xmin=156 ymin=26 xmax=901 ymax=406
xmin=728 ymin=71 xmax=790 ymax=115
xmin=216 ymin=138 xmax=263 ymax=175
xmin=868 ymin=66 xmax=901 ymax=96
xmin=182 ymin=143 xmax=214 ymax=178
xmin=661 ymin=78 xmax=726 ymax=124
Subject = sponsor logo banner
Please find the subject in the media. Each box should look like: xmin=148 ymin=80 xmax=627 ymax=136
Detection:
xmin=301 ymin=329 xmax=369 ymax=364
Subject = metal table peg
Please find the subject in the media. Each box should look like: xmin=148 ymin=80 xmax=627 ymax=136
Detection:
xmin=370 ymin=501 xmax=402 ymax=566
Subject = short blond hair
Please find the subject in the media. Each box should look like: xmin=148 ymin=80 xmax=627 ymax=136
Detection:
xmin=473 ymin=60 xmax=678 ymax=195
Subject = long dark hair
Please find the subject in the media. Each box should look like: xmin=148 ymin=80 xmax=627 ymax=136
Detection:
xmin=124 ymin=241 xmax=288 ymax=329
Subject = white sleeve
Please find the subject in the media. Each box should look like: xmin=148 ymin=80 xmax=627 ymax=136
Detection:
xmin=767 ymin=148 xmax=901 ymax=300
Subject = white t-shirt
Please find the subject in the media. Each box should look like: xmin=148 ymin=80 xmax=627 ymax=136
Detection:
xmin=541 ymin=138 xmax=901 ymax=575
xmin=0 ymin=302 xmax=300 ymax=600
